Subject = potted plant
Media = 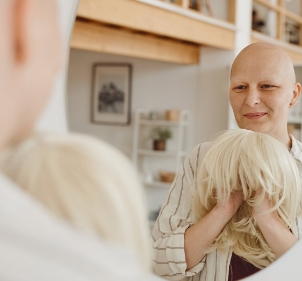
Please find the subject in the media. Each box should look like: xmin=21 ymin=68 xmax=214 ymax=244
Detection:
xmin=151 ymin=127 xmax=172 ymax=151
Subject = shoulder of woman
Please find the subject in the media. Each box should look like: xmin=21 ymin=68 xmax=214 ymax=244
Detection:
xmin=187 ymin=142 xmax=212 ymax=165
xmin=296 ymin=213 xmax=302 ymax=239
xmin=290 ymin=136 xmax=302 ymax=164
xmin=183 ymin=142 xmax=212 ymax=180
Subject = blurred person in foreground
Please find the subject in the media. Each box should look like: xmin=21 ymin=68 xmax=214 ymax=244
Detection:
xmin=0 ymin=0 xmax=161 ymax=280
xmin=0 ymin=132 xmax=151 ymax=273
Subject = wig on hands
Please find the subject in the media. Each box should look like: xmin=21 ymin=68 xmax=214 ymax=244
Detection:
xmin=193 ymin=129 xmax=302 ymax=268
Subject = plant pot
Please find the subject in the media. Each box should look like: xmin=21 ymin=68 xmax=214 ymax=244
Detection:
xmin=153 ymin=140 xmax=166 ymax=151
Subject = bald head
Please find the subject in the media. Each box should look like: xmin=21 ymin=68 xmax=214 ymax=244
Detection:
xmin=231 ymin=42 xmax=296 ymax=85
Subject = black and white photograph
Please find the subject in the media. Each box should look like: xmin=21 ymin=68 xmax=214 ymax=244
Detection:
xmin=91 ymin=63 xmax=132 ymax=125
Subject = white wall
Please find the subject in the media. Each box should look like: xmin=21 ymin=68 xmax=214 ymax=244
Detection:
xmin=67 ymin=48 xmax=233 ymax=212
xmin=210 ymin=0 xmax=228 ymax=21
xmin=196 ymin=47 xmax=234 ymax=143
xmin=228 ymin=0 xmax=252 ymax=129
xmin=67 ymin=48 xmax=234 ymax=154
xmin=285 ymin=0 xmax=300 ymax=15
xmin=67 ymin=49 xmax=202 ymax=158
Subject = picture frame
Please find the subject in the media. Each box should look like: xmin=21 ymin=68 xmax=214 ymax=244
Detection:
xmin=91 ymin=63 xmax=132 ymax=125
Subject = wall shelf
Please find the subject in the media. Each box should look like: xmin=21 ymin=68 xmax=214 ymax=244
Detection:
xmin=138 ymin=149 xmax=187 ymax=157
xmin=139 ymin=119 xmax=189 ymax=126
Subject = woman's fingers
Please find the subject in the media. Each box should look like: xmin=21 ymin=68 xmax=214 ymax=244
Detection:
xmin=216 ymin=190 xmax=244 ymax=217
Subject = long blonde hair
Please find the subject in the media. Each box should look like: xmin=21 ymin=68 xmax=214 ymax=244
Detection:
xmin=192 ymin=129 xmax=302 ymax=268
xmin=0 ymin=132 xmax=150 ymax=270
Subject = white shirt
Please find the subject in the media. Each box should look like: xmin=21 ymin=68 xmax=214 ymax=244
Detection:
xmin=0 ymin=172 xmax=162 ymax=281
xmin=152 ymin=135 xmax=302 ymax=281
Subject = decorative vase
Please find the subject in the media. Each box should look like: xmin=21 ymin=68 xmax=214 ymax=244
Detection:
xmin=153 ymin=140 xmax=166 ymax=151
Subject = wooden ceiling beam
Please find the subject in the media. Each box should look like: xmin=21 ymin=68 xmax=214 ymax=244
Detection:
xmin=71 ymin=20 xmax=200 ymax=65
xmin=76 ymin=0 xmax=235 ymax=50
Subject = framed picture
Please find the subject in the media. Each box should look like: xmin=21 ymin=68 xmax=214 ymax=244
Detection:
xmin=91 ymin=63 xmax=132 ymax=125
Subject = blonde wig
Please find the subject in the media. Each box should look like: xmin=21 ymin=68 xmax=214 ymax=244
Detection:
xmin=192 ymin=129 xmax=302 ymax=269
xmin=0 ymin=132 xmax=150 ymax=270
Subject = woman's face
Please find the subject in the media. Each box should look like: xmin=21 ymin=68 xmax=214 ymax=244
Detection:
xmin=229 ymin=46 xmax=300 ymax=144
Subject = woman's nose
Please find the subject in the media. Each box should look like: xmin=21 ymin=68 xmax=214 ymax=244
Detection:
xmin=245 ymin=88 xmax=260 ymax=107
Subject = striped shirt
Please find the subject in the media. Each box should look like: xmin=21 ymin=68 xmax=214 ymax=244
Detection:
xmin=151 ymin=135 xmax=302 ymax=281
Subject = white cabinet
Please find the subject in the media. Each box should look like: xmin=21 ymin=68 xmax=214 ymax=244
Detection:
xmin=132 ymin=108 xmax=190 ymax=213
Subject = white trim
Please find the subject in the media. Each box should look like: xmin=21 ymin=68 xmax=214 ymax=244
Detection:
xmin=136 ymin=0 xmax=237 ymax=31
xmin=251 ymin=31 xmax=302 ymax=55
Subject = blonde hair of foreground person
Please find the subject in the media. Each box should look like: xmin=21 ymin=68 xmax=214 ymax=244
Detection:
xmin=0 ymin=132 xmax=150 ymax=271
xmin=192 ymin=129 xmax=302 ymax=269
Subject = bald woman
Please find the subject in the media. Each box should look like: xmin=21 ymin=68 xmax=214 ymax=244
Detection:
xmin=152 ymin=42 xmax=302 ymax=281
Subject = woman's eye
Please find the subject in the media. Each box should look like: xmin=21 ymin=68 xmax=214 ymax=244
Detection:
xmin=261 ymin=84 xmax=275 ymax=89
xmin=234 ymin=85 xmax=246 ymax=90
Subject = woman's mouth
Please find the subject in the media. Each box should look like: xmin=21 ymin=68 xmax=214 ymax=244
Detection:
xmin=244 ymin=112 xmax=267 ymax=119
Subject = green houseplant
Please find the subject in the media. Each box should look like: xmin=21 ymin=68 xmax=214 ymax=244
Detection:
xmin=151 ymin=127 xmax=172 ymax=151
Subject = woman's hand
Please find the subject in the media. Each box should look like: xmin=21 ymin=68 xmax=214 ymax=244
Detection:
xmin=185 ymin=190 xmax=243 ymax=270
xmin=215 ymin=190 xmax=244 ymax=218
xmin=251 ymin=187 xmax=297 ymax=258
xmin=251 ymin=187 xmax=278 ymax=219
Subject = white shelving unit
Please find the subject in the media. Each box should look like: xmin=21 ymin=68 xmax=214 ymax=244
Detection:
xmin=132 ymin=108 xmax=190 ymax=214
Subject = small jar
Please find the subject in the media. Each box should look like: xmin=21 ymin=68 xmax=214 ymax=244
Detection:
xmin=165 ymin=110 xmax=180 ymax=121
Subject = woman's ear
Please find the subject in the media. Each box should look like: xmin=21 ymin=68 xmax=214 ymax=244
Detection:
xmin=14 ymin=0 xmax=62 ymax=72
xmin=289 ymin=83 xmax=301 ymax=108
xmin=13 ymin=0 xmax=30 ymax=63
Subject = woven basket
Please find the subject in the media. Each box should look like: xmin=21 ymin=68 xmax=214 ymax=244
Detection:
xmin=159 ymin=170 xmax=175 ymax=183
